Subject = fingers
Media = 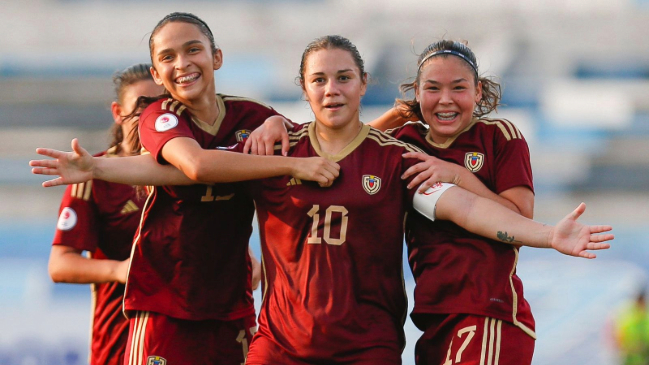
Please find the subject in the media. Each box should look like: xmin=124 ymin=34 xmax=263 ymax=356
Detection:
xmin=42 ymin=177 xmax=64 ymax=188
xmin=568 ymin=202 xmax=587 ymax=220
xmin=30 ymin=159 xmax=59 ymax=169
xmin=264 ymin=138 xmax=274 ymax=156
xmin=31 ymin=167 xmax=61 ymax=176
xmin=35 ymin=148 xmax=64 ymax=159
xmin=590 ymin=233 xmax=614 ymax=242
xmin=243 ymin=137 xmax=252 ymax=154
xmin=589 ymin=225 xmax=613 ymax=234
xmin=402 ymin=151 xmax=429 ymax=162
xmin=281 ymin=133 xmax=290 ymax=157
xmin=401 ymin=162 xmax=426 ymax=181
xmin=578 ymin=251 xmax=596 ymax=259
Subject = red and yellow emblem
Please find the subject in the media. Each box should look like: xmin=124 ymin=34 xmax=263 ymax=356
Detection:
xmin=147 ymin=356 xmax=167 ymax=365
xmin=464 ymin=152 xmax=484 ymax=173
xmin=235 ymin=129 xmax=252 ymax=142
xmin=362 ymin=175 xmax=381 ymax=195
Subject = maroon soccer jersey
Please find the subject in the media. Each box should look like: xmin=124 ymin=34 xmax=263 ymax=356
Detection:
xmin=125 ymin=94 xmax=280 ymax=320
xmin=52 ymin=148 xmax=145 ymax=365
xmin=389 ymin=119 xmax=536 ymax=338
xmin=246 ymin=123 xmax=423 ymax=364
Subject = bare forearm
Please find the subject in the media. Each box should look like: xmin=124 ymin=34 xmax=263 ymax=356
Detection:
xmin=436 ymin=188 xmax=550 ymax=248
xmin=191 ymin=151 xmax=298 ymax=183
xmin=49 ymin=252 xmax=124 ymax=284
xmin=94 ymin=155 xmax=193 ymax=185
xmin=368 ymin=108 xmax=406 ymax=131
xmin=455 ymin=169 xmax=522 ymax=214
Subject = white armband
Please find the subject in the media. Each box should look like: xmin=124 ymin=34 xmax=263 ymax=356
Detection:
xmin=412 ymin=182 xmax=456 ymax=221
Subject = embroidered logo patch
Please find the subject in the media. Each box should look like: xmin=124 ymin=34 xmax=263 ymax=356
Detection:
xmin=362 ymin=175 xmax=381 ymax=195
xmin=235 ymin=129 xmax=252 ymax=142
xmin=154 ymin=113 xmax=179 ymax=132
xmin=464 ymin=152 xmax=484 ymax=172
xmin=57 ymin=207 xmax=77 ymax=231
xmin=147 ymin=356 xmax=167 ymax=365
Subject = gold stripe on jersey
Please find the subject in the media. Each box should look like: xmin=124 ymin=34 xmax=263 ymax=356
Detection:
xmin=308 ymin=122 xmax=371 ymax=162
xmin=88 ymin=251 xmax=97 ymax=365
xmin=479 ymin=318 xmax=502 ymax=365
xmin=273 ymin=127 xmax=309 ymax=151
xmin=477 ymin=118 xmax=523 ymax=142
xmin=71 ymin=181 xmax=93 ymax=201
xmin=106 ymin=145 xmax=118 ymax=157
xmin=286 ymin=178 xmax=302 ymax=186
xmin=508 ymin=247 xmax=537 ymax=339
xmin=221 ymin=95 xmax=272 ymax=110
xmin=366 ymin=128 xmax=425 ymax=154
xmin=169 ymin=100 xmax=181 ymax=114
xmin=123 ymin=185 xmax=156 ymax=319
xmin=129 ymin=311 xmax=149 ymax=365
xmin=189 ymin=94 xmax=226 ymax=136
xmin=160 ymin=98 xmax=186 ymax=117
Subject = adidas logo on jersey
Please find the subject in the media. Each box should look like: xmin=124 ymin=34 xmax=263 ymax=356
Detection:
xmin=287 ymin=178 xmax=302 ymax=186
xmin=120 ymin=200 xmax=139 ymax=215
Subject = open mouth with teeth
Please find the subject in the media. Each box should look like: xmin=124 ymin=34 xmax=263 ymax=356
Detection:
xmin=324 ymin=103 xmax=344 ymax=109
xmin=436 ymin=112 xmax=458 ymax=121
xmin=175 ymin=73 xmax=200 ymax=84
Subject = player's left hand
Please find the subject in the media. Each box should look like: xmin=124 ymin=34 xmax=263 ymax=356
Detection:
xmin=402 ymin=152 xmax=463 ymax=192
xmin=549 ymin=203 xmax=613 ymax=259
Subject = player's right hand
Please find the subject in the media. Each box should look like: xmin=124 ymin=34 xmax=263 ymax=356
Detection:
xmin=30 ymin=138 xmax=95 ymax=187
xmin=243 ymin=116 xmax=290 ymax=156
xmin=291 ymin=157 xmax=340 ymax=188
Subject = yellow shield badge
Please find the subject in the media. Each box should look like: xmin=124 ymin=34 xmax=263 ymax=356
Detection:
xmin=464 ymin=152 xmax=485 ymax=173
xmin=147 ymin=356 xmax=167 ymax=365
xmin=362 ymin=175 xmax=381 ymax=195
xmin=235 ymin=129 xmax=252 ymax=142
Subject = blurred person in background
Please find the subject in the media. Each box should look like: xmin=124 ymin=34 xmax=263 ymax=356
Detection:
xmin=614 ymin=288 xmax=649 ymax=365
xmin=47 ymin=63 xmax=161 ymax=365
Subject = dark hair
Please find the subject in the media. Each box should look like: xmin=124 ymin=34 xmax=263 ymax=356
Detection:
xmin=396 ymin=40 xmax=501 ymax=121
xmin=148 ymin=12 xmax=218 ymax=65
xmin=109 ymin=63 xmax=154 ymax=156
xmin=297 ymin=35 xmax=367 ymax=87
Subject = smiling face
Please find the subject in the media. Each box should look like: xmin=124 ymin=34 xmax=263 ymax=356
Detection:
xmin=302 ymin=48 xmax=367 ymax=133
xmin=416 ymin=56 xmax=482 ymax=144
xmin=149 ymin=21 xmax=222 ymax=105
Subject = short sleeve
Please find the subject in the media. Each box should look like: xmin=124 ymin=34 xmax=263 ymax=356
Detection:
xmin=139 ymin=103 xmax=195 ymax=164
xmin=493 ymin=132 xmax=533 ymax=194
xmin=51 ymin=182 xmax=99 ymax=252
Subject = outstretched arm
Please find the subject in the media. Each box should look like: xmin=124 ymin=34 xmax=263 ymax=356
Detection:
xmin=48 ymin=245 xmax=129 ymax=284
xmin=31 ymin=138 xmax=340 ymax=187
xmin=414 ymin=184 xmax=613 ymax=258
xmin=368 ymin=106 xmax=417 ymax=131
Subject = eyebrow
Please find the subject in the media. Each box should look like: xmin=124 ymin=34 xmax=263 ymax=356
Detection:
xmin=156 ymin=40 xmax=203 ymax=56
xmin=309 ymin=69 xmax=354 ymax=76
xmin=423 ymin=78 xmax=468 ymax=84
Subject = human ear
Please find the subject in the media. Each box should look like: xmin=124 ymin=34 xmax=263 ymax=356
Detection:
xmin=111 ymin=101 xmax=123 ymax=125
xmin=475 ymin=80 xmax=483 ymax=103
xmin=150 ymin=66 xmax=164 ymax=86
xmin=213 ymin=49 xmax=223 ymax=71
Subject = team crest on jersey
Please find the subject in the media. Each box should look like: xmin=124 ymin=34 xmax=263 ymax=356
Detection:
xmin=146 ymin=356 xmax=167 ymax=365
xmin=235 ymin=129 xmax=252 ymax=142
xmin=154 ymin=113 xmax=178 ymax=132
xmin=57 ymin=207 xmax=77 ymax=231
xmin=464 ymin=152 xmax=485 ymax=172
xmin=362 ymin=175 xmax=381 ymax=195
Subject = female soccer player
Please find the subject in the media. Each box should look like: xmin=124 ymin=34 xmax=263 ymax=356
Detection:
xmin=48 ymin=63 xmax=161 ymax=365
xmin=371 ymin=40 xmax=540 ymax=365
xmin=32 ymin=35 xmax=612 ymax=364
xmin=48 ymin=12 xmax=338 ymax=365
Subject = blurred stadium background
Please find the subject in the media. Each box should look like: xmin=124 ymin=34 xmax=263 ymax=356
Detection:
xmin=1 ymin=0 xmax=649 ymax=364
